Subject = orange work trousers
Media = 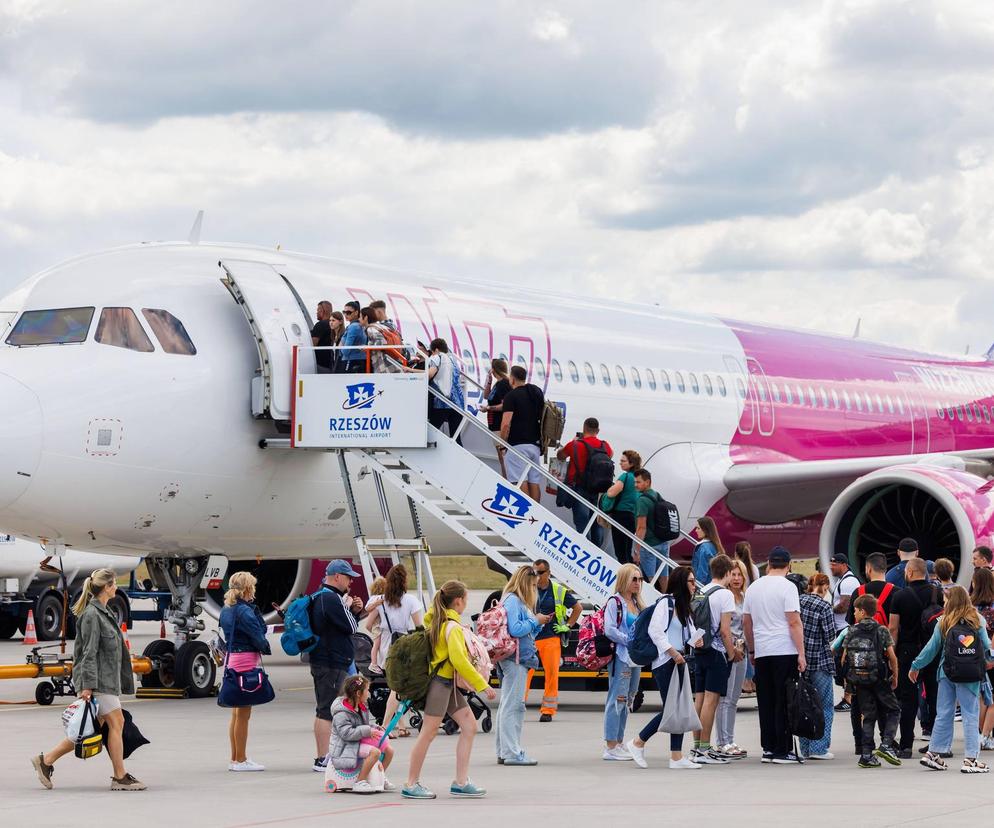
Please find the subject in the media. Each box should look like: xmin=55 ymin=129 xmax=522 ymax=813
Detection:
xmin=525 ymin=636 xmax=561 ymax=717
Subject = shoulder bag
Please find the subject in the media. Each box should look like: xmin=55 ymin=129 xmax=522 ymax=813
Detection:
xmin=217 ymin=607 xmax=276 ymax=708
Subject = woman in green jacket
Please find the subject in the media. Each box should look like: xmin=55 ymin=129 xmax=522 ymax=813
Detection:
xmin=31 ymin=568 xmax=146 ymax=791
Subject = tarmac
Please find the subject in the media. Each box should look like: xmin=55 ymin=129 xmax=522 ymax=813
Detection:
xmin=2 ymin=616 xmax=994 ymax=828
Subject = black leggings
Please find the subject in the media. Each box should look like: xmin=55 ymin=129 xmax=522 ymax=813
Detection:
xmin=638 ymin=660 xmax=685 ymax=752
xmin=610 ymin=510 xmax=637 ymax=565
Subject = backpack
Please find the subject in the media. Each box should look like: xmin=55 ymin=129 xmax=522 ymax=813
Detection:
xmin=785 ymin=672 xmax=825 ymax=740
xmin=844 ymin=623 xmax=886 ymax=686
xmin=385 ymin=628 xmax=433 ymax=706
xmin=576 ymin=439 xmax=615 ymax=495
xmin=447 ymin=622 xmax=494 ymax=691
xmin=920 ymin=585 xmax=944 ymax=643
xmin=475 ymin=598 xmax=518 ymax=662
xmin=375 ymin=323 xmax=402 ymax=349
xmin=650 ymin=496 xmax=681 ymax=542
xmin=943 ymin=621 xmax=987 ymax=683
xmin=280 ymin=589 xmax=326 ymax=656
xmin=855 ymin=582 xmax=895 ymax=626
xmin=978 ymin=603 xmax=994 ymax=639
xmin=690 ymin=584 xmax=728 ymax=650
xmin=576 ymin=596 xmax=623 ymax=672
xmin=541 ymin=400 xmax=566 ymax=453
xmin=628 ymin=596 xmax=677 ymax=666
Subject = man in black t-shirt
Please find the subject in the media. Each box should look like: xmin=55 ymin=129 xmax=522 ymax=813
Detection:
xmin=311 ymin=300 xmax=334 ymax=372
xmin=889 ymin=558 xmax=937 ymax=756
xmin=500 ymin=365 xmax=545 ymax=502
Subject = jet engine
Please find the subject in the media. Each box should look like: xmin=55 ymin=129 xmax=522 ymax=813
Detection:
xmin=819 ymin=464 xmax=994 ymax=585
xmin=203 ymin=559 xmax=320 ymax=624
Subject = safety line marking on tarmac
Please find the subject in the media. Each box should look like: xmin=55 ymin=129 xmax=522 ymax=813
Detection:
xmin=227 ymin=802 xmax=401 ymax=827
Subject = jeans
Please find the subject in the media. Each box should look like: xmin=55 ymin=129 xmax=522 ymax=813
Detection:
xmin=798 ymin=670 xmax=835 ymax=757
xmin=930 ymin=677 xmax=981 ymax=759
xmin=604 ymin=657 xmax=642 ymax=743
xmin=755 ymin=654 xmax=798 ymax=756
xmin=495 ymin=658 xmax=530 ymax=760
xmin=639 ymin=542 xmax=670 ymax=584
xmin=854 ymin=682 xmax=900 ymax=755
xmin=715 ymin=656 xmax=747 ymax=746
xmin=638 ymin=660 xmax=685 ymax=752
xmin=610 ymin=510 xmax=636 ymax=565
xmin=570 ymin=490 xmax=603 ymax=547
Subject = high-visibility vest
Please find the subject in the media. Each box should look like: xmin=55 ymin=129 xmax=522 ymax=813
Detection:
xmin=551 ymin=581 xmax=570 ymax=634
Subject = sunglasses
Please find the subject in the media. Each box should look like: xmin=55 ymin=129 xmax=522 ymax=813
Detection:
xmin=632 ymin=577 xmax=643 ymax=582
xmin=527 ymin=570 xmax=539 ymax=577
xmin=535 ymin=570 xmax=548 ymax=575
xmin=344 ymin=309 xmax=356 ymax=316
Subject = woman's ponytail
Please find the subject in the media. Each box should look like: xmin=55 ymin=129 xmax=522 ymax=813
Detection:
xmin=71 ymin=568 xmax=115 ymax=617
xmin=429 ymin=580 xmax=467 ymax=649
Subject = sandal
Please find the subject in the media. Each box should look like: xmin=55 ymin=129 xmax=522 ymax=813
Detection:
xmin=391 ymin=727 xmax=411 ymax=738
xmin=920 ymin=751 xmax=948 ymax=771
xmin=962 ymin=758 xmax=990 ymax=774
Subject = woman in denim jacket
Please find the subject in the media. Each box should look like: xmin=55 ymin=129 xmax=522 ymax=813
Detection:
xmin=603 ymin=564 xmax=645 ymax=760
xmin=219 ymin=571 xmax=271 ymax=772
xmin=495 ymin=565 xmax=552 ymax=766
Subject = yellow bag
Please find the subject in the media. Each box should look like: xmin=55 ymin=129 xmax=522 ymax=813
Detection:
xmin=73 ymin=701 xmax=104 ymax=760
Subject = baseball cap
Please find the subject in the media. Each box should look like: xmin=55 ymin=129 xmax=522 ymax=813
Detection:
xmin=325 ymin=560 xmax=360 ymax=578
xmin=768 ymin=545 xmax=791 ymax=567
xmin=898 ymin=538 xmax=919 ymax=553
xmin=830 ymin=552 xmax=850 ymax=565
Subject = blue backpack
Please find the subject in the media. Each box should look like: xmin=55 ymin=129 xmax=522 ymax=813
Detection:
xmin=627 ymin=596 xmax=673 ymax=666
xmin=280 ymin=588 xmax=327 ymax=656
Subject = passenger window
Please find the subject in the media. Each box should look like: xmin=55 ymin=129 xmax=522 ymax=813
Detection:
xmin=567 ymin=360 xmax=579 ymax=383
xmin=616 ymin=365 xmax=627 ymax=388
xmin=831 ymin=389 xmax=840 ymax=410
xmin=864 ymin=393 xmax=873 ymax=413
xmin=660 ymin=370 xmax=672 ymax=392
xmin=95 ymin=308 xmax=154 ymax=352
xmin=515 ymin=354 xmax=527 ymax=367
xmin=676 ymin=371 xmax=686 ymax=393
xmin=855 ymin=393 xmax=863 ymax=413
xmin=938 ymin=406 xmax=945 ymax=419
xmin=736 ymin=377 xmax=746 ymax=399
xmin=717 ymin=375 xmax=727 ymax=397
xmin=796 ymin=385 xmax=804 ymax=406
xmin=896 ymin=396 xmax=904 ymax=416
xmin=885 ymin=395 xmax=894 ymax=414
xmin=6 ymin=307 xmax=94 ymax=346
xmin=985 ymin=406 xmax=991 ymax=424
xmin=756 ymin=380 xmax=766 ymax=402
xmin=875 ymin=393 xmax=884 ymax=413
xmin=534 ymin=357 xmax=546 ymax=382
xmin=481 ymin=351 xmax=491 ymax=364
xmin=770 ymin=381 xmax=780 ymax=403
xmin=631 ymin=367 xmax=642 ymax=390
xmin=808 ymin=386 xmax=817 ymax=407
xmin=784 ymin=384 xmax=793 ymax=405
xmin=820 ymin=388 xmax=829 ymax=408
xmin=584 ymin=362 xmax=595 ymax=385
xmin=967 ymin=404 xmax=974 ymax=422
xmin=141 ymin=309 xmax=197 ymax=356
xmin=600 ymin=363 xmax=611 ymax=386
xmin=958 ymin=405 xmax=965 ymax=421
xmin=689 ymin=372 xmax=699 ymax=394
xmin=703 ymin=373 xmax=713 ymax=396
xmin=551 ymin=359 xmax=563 ymax=382
xmin=646 ymin=368 xmax=657 ymax=391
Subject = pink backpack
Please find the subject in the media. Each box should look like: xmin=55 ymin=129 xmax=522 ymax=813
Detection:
xmin=446 ymin=622 xmax=494 ymax=691
xmin=475 ymin=598 xmax=518 ymax=663
xmin=575 ymin=595 xmax=623 ymax=672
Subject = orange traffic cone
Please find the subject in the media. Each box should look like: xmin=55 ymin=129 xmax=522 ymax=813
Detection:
xmin=121 ymin=622 xmax=131 ymax=651
xmin=22 ymin=609 xmax=38 ymax=645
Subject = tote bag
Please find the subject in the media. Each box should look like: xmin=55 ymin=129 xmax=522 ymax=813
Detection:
xmin=657 ymin=662 xmax=701 ymax=734
xmin=217 ymin=608 xmax=275 ymax=708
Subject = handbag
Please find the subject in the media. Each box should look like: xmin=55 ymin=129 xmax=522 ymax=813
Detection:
xmin=657 ymin=662 xmax=701 ymax=734
xmin=74 ymin=701 xmax=104 ymax=759
xmin=217 ymin=608 xmax=276 ymax=708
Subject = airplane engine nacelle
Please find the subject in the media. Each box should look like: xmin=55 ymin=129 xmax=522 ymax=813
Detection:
xmin=204 ymin=559 xmax=323 ymax=624
xmin=819 ymin=464 xmax=994 ymax=585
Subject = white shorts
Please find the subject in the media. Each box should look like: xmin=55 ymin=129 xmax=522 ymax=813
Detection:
xmin=505 ymin=443 xmax=542 ymax=485
xmin=93 ymin=693 xmax=121 ymax=715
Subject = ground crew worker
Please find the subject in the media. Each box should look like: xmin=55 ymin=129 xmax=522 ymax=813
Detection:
xmin=526 ymin=559 xmax=582 ymax=722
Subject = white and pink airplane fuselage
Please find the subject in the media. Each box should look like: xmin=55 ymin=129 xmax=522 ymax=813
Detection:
xmin=1 ymin=242 xmax=992 ymax=595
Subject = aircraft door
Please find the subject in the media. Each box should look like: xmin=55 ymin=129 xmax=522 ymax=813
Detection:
xmin=724 ymin=355 xmax=755 ymax=436
xmin=895 ymin=371 xmax=931 ymax=454
xmin=746 ymin=357 xmax=775 ymax=436
xmin=219 ymin=259 xmax=316 ymax=421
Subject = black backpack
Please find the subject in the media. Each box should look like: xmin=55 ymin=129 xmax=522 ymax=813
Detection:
xmin=844 ymin=623 xmax=885 ymax=686
xmin=786 ymin=672 xmax=825 ymax=740
xmin=943 ymin=621 xmax=986 ymax=683
xmin=651 ymin=497 xmax=681 ymax=542
xmin=576 ymin=440 xmax=615 ymax=495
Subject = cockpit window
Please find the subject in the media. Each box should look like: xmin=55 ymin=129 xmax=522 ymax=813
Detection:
xmin=141 ymin=309 xmax=197 ymax=355
xmin=6 ymin=307 xmax=94 ymax=346
xmin=95 ymin=307 xmax=154 ymax=352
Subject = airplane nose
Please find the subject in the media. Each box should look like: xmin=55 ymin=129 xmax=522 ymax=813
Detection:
xmin=0 ymin=373 xmax=42 ymax=510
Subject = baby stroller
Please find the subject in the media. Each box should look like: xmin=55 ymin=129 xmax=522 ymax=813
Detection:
xmin=351 ymin=633 xmax=391 ymax=724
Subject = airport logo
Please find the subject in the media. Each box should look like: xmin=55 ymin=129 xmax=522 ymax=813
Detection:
xmin=481 ymin=483 xmax=535 ymax=529
xmin=342 ymin=382 xmax=381 ymax=411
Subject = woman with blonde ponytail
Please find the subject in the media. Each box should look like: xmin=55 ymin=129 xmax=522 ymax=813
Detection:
xmin=403 ymin=581 xmax=496 ymax=801
xmin=31 ymin=569 xmax=145 ymax=791
xmin=219 ymin=571 xmax=271 ymax=772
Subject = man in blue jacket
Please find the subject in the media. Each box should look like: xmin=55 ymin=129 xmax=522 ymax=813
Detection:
xmin=309 ymin=560 xmax=363 ymax=771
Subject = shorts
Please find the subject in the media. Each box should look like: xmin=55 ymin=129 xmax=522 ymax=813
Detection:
xmin=311 ymin=664 xmax=349 ymax=721
xmin=423 ymin=677 xmax=468 ymax=719
xmin=505 ymin=443 xmax=542 ymax=485
xmin=93 ymin=693 xmax=121 ymax=715
xmin=692 ymin=647 xmax=731 ymax=696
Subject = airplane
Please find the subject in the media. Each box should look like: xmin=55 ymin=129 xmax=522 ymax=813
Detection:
xmin=2 ymin=239 xmax=993 ymax=689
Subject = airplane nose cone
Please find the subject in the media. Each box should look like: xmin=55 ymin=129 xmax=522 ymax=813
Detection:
xmin=0 ymin=373 xmax=42 ymax=510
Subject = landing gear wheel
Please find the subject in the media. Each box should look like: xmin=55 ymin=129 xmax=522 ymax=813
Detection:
xmin=35 ymin=681 xmax=55 ymax=706
xmin=106 ymin=594 xmax=130 ymax=629
xmin=174 ymin=641 xmax=216 ymax=697
xmin=442 ymin=718 xmax=459 ymax=735
xmin=0 ymin=616 xmax=17 ymax=639
xmin=141 ymin=639 xmax=176 ymax=689
xmin=35 ymin=593 xmax=71 ymax=641
xmin=632 ymin=691 xmax=645 ymax=713
xmin=481 ymin=713 xmax=493 ymax=733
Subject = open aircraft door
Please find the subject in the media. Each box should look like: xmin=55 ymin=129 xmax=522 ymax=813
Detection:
xmin=219 ymin=259 xmax=315 ymax=421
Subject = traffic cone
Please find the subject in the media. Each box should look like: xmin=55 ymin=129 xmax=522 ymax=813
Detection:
xmin=22 ymin=609 xmax=37 ymax=645
xmin=121 ymin=622 xmax=131 ymax=652
xmin=159 ymin=619 xmax=166 ymax=639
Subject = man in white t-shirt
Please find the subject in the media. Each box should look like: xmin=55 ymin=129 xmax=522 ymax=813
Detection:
xmin=829 ymin=553 xmax=860 ymax=633
xmin=690 ymin=554 xmax=742 ymax=765
xmin=743 ymin=546 xmax=805 ymax=763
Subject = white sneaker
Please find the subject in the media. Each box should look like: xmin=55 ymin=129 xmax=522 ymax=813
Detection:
xmin=603 ymin=746 xmax=633 ymax=761
xmin=229 ymin=759 xmax=265 ymax=772
xmin=669 ymin=757 xmax=702 ymax=769
xmin=807 ymin=752 xmax=835 ymax=761
xmin=353 ymin=780 xmax=378 ymax=794
xmin=695 ymin=748 xmax=731 ymax=765
xmin=626 ymin=739 xmax=648 ymax=769
xmin=382 ymin=777 xmax=396 ymax=792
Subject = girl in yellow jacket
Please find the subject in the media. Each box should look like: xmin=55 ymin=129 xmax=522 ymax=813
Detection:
xmin=403 ymin=580 xmax=497 ymax=800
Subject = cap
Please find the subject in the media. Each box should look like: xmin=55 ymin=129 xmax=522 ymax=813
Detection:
xmin=898 ymin=537 xmax=919 ymax=553
xmin=830 ymin=552 xmax=850 ymax=565
xmin=786 ymin=573 xmax=808 ymax=595
xmin=325 ymin=560 xmax=360 ymax=578
xmin=768 ymin=545 xmax=791 ymax=567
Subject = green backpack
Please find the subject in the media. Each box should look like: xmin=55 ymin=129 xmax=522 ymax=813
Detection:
xmin=385 ymin=628 xmax=433 ymax=707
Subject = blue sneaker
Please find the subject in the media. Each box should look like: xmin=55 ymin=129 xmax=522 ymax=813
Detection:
xmin=401 ymin=782 xmax=436 ymax=800
xmin=450 ymin=779 xmax=487 ymax=798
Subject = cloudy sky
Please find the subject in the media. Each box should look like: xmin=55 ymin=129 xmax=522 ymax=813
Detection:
xmin=2 ymin=0 xmax=994 ymax=355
